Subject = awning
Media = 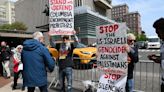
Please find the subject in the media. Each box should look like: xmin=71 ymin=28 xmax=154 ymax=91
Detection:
xmin=0 ymin=31 xmax=33 ymax=38
xmin=36 ymin=24 xmax=49 ymax=30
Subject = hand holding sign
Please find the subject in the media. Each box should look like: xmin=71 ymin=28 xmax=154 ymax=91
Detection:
xmin=125 ymin=44 xmax=130 ymax=53
xmin=73 ymin=30 xmax=76 ymax=35
xmin=127 ymin=56 xmax=131 ymax=63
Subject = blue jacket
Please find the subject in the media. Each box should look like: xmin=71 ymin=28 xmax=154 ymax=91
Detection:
xmin=22 ymin=39 xmax=55 ymax=87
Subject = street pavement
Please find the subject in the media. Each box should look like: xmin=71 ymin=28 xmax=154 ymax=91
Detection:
xmin=0 ymin=76 xmax=83 ymax=92
xmin=0 ymin=78 xmax=58 ymax=92
xmin=0 ymin=77 xmax=12 ymax=88
xmin=0 ymin=77 xmax=26 ymax=92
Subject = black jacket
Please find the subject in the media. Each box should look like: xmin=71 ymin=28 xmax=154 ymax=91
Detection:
xmin=0 ymin=46 xmax=11 ymax=61
xmin=50 ymin=36 xmax=78 ymax=70
xmin=55 ymin=43 xmax=75 ymax=69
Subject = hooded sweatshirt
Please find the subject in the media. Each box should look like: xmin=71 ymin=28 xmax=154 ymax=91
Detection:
xmin=22 ymin=39 xmax=55 ymax=87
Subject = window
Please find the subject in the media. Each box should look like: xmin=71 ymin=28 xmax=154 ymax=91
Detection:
xmin=75 ymin=0 xmax=83 ymax=7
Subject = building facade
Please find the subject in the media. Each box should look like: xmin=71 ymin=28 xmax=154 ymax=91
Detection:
xmin=15 ymin=0 xmax=114 ymax=45
xmin=123 ymin=12 xmax=141 ymax=34
xmin=0 ymin=0 xmax=15 ymax=24
xmin=111 ymin=4 xmax=141 ymax=34
xmin=111 ymin=4 xmax=128 ymax=21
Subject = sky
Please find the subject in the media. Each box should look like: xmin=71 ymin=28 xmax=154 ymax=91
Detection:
xmin=112 ymin=0 xmax=164 ymax=37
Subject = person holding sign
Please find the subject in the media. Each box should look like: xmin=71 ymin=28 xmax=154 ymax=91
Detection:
xmin=148 ymin=18 xmax=164 ymax=92
xmin=50 ymin=31 xmax=78 ymax=92
xmin=126 ymin=33 xmax=139 ymax=92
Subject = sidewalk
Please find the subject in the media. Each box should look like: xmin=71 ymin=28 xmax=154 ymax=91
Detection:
xmin=0 ymin=76 xmax=12 ymax=88
xmin=0 ymin=78 xmax=57 ymax=92
xmin=0 ymin=77 xmax=83 ymax=92
xmin=0 ymin=77 xmax=26 ymax=92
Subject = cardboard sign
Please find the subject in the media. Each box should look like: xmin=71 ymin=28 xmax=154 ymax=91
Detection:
xmin=96 ymin=23 xmax=127 ymax=92
xmin=97 ymin=74 xmax=127 ymax=92
xmin=96 ymin=23 xmax=127 ymax=74
xmin=49 ymin=0 xmax=74 ymax=35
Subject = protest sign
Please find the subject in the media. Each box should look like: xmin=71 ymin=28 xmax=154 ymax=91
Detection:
xmin=96 ymin=23 xmax=127 ymax=92
xmin=97 ymin=74 xmax=127 ymax=92
xmin=49 ymin=0 xmax=74 ymax=35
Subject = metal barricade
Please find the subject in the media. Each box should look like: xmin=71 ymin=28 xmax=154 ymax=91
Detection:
xmin=48 ymin=59 xmax=161 ymax=92
xmin=48 ymin=65 xmax=59 ymax=88
xmin=134 ymin=60 xmax=161 ymax=92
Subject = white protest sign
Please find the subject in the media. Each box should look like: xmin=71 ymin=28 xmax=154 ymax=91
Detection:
xmin=97 ymin=74 xmax=127 ymax=92
xmin=96 ymin=23 xmax=127 ymax=74
xmin=49 ymin=0 xmax=74 ymax=35
xmin=96 ymin=23 xmax=127 ymax=92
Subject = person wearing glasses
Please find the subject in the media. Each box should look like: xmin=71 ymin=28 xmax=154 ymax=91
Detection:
xmin=148 ymin=18 xmax=164 ymax=92
xmin=50 ymin=31 xmax=78 ymax=92
xmin=126 ymin=33 xmax=139 ymax=92
xmin=12 ymin=45 xmax=25 ymax=90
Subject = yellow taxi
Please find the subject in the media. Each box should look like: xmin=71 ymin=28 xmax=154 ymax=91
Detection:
xmin=47 ymin=42 xmax=96 ymax=65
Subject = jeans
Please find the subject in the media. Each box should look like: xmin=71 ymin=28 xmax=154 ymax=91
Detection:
xmin=126 ymin=79 xmax=134 ymax=92
xmin=59 ymin=67 xmax=73 ymax=92
xmin=2 ymin=60 xmax=10 ymax=77
xmin=27 ymin=85 xmax=48 ymax=92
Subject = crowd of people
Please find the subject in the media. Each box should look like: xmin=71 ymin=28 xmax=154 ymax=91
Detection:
xmin=0 ymin=18 xmax=163 ymax=92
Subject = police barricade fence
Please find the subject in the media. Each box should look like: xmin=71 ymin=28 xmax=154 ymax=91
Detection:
xmin=48 ymin=58 xmax=161 ymax=92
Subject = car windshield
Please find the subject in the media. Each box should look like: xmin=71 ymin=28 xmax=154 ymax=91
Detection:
xmin=148 ymin=38 xmax=159 ymax=42
xmin=75 ymin=42 xmax=87 ymax=48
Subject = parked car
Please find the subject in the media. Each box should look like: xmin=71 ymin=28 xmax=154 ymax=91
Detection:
xmin=136 ymin=41 xmax=147 ymax=49
xmin=147 ymin=36 xmax=160 ymax=49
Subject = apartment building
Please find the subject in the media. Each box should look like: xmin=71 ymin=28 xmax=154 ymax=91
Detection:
xmin=123 ymin=12 xmax=141 ymax=34
xmin=111 ymin=4 xmax=128 ymax=21
xmin=111 ymin=4 xmax=141 ymax=34
xmin=0 ymin=0 xmax=15 ymax=24
xmin=15 ymin=0 xmax=114 ymax=45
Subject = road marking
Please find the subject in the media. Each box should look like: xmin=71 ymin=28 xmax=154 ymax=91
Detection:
xmin=138 ymin=49 xmax=160 ymax=52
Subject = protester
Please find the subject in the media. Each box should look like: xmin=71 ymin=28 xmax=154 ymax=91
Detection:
xmin=50 ymin=31 xmax=78 ymax=92
xmin=22 ymin=31 xmax=55 ymax=92
xmin=12 ymin=45 xmax=25 ymax=90
xmin=148 ymin=18 xmax=164 ymax=92
xmin=126 ymin=33 xmax=139 ymax=92
xmin=0 ymin=41 xmax=12 ymax=78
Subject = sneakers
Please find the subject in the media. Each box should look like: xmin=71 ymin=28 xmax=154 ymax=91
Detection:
xmin=6 ymin=76 xmax=10 ymax=79
xmin=12 ymin=86 xmax=17 ymax=90
xmin=12 ymin=86 xmax=25 ymax=91
xmin=12 ymin=86 xmax=20 ymax=90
